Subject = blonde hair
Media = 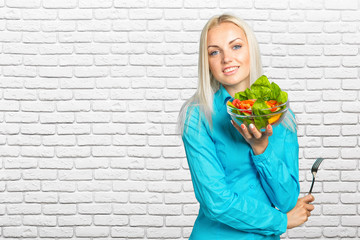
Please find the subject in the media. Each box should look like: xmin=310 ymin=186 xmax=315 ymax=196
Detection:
xmin=177 ymin=14 xmax=296 ymax=135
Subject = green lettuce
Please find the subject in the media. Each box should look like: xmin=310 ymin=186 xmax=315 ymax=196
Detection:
xmin=233 ymin=75 xmax=288 ymax=129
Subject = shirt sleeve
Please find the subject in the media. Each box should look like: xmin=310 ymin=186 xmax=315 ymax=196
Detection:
xmin=250 ymin=110 xmax=300 ymax=213
xmin=182 ymin=106 xmax=287 ymax=236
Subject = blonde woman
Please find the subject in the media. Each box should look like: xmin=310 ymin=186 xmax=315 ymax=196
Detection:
xmin=178 ymin=14 xmax=314 ymax=239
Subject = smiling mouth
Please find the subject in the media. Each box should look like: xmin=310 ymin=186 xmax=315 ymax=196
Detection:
xmin=223 ymin=66 xmax=239 ymax=74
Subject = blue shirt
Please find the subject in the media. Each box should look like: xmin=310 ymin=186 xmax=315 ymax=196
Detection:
xmin=182 ymin=84 xmax=300 ymax=240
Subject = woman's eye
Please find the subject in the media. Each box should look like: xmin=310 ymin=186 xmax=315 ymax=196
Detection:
xmin=209 ymin=50 xmax=219 ymax=56
xmin=233 ymin=45 xmax=242 ymax=50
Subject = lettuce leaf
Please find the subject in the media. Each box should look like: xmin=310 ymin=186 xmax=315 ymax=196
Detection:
xmin=234 ymin=75 xmax=288 ymax=103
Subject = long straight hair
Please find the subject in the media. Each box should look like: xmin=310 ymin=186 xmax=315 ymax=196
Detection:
xmin=177 ymin=14 xmax=296 ymax=135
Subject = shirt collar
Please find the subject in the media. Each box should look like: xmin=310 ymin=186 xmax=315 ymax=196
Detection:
xmin=215 ymin=84 xmax=232 ymax=111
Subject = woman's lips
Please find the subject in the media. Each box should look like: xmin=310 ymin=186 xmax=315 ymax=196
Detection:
xmin=223 ymin=66 xmax=239 ymax=75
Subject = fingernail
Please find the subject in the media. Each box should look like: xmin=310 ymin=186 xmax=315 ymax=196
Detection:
xmin=241 ymin=124 xmax=246 ymax=130
xmin=249 ymin=124 xmax=254 ymax=129
xmin=267 ymin=125 xmax=271 ymax=130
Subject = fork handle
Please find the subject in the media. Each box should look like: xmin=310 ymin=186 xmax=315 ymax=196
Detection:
xmin=308 ymin=176 xmax=315 ymax=195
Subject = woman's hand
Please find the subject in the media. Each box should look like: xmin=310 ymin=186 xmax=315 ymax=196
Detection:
xmin=231 ymin=120 xmax=273 ymax=155
xmin=287 ymin=194 xmax=315 ymax=229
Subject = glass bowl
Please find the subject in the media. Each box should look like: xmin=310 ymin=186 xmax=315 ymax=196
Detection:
xmin=226 ymin=98 xmax=288 ymax=131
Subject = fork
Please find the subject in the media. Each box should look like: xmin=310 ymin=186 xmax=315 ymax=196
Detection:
xmin=308 ymin=158 xmax=324 ymax=195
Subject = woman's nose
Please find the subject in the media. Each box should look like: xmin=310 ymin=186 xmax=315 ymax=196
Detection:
xmin=222 ymin=50 xmax=233 ymax=64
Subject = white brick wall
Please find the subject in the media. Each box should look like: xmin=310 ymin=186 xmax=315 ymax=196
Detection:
xmin=0 ymin=0 xmax=359 ymax=239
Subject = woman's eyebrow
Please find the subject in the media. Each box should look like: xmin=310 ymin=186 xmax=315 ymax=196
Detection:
xmin=207 ymin=37 xmax=243 ymax=49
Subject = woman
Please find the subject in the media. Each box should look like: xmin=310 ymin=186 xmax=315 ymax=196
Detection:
xmin=178 ymin=14 xmax=314 ymax=239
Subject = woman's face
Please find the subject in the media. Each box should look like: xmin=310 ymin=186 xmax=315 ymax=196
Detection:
xmin=207 ymin=22 xmax=250 ymax=97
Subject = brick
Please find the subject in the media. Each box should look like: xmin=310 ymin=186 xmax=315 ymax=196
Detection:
xmin=130 ymin=170 xmax=163 ymax=181
xmin=3 ymin=158 xmax=37 ymax=168
xmin=56 ymin=147 xmax=91 ymax=158
xmin=306 ymin=216 xmax=339 ymax=227
xmin=343 ymin=34 xmax=360 ymax=44
xmin=307 ymin=56 xmax=341 ymax=67
xmin=42 ymin=181 xmax=76 ymax=192
xmin=111 ymin=157 xmax=145 ymax=169
xmin=7 ymin=181 xmax=40 ymax=192
xmin=113 ymin=181 xmax=146 ymax=192
xmin=323 ymin=204 xmax=357 ymax=215
xmin=323 ymin=113 xmax=357 ymax=124
xmin=24 ymin=192 xmax=58 ymax=203
xmin=289 ymin=68 xmax=323 ymax=79
xmin=164 ymin=9 xmax=197 ymax=20
xmin=342 ymin=216 xmax=360 ymax=226
xmin=308 ymin=33 xmax=342 ymax=45
xmin=325 ymin=22 xmax=357 ymax=33
xmin=342 ymin=80 xmax=360 ymax=90
xmin=59 ymin=9 xmax=92 ymax=20
xmin=288 ymin=45 xmax=323 ymax=56
xmin=94 ymin=9 xmax=127 ymax=20
xmin=94 ymin=215 xmax=128 ymax=226
xmin=323 ymin=137 xmax=357 ymax=147
xmin=95 ymin=169 xmax=128 ymax=180
xmin=165 ymin=32 xmax=199 ymax=43
xmin=75 ymin=158 xmax=108 ymax=169
xmin=323 ymin=227 xmax=357 ymax=237
xmin=58 ymin=170 xmax=92 ymax=181
xmin=147 ymin=227 xmax=182 ymax=238
xmin=148 ymin=182 xmax=182 ymax=193
xmin=323 ymin=182 xmax=357 ymax=193
xmin=287 ymin=228 xmax=322 ymax=238
xmin=341 ymin=193 xmax=360 ymax=204
xmin=59 ymin=193 xmax=92 ymax=203
xmin=3 ymin=227 xmax=37 ymax=238
xmin=324 ymin=45 xmax=358 ymax=56
xmin=325 ymin=0 xmax=358 ymax=10
xmin=58 ymin=216 xmax=92 ymax=226
xmin=0 ymin=216 xmax=22 ymax=226
xmin=183 ymin=204 xmax=199 ymax=215
xmin=78 ymin=204 xmax=112 ymax=214
xmin=113 ymin=20 xmax=146 ymax=31
xmin=75 ymin=227 xmax=109 ymax=237
xmin=6 ymin=0 xmax=40 ymax=8
xmin=166 ymin=215 xmax=197 ymax=226
xmin=111 ymin=227 xmax=145 ymax=238
xmin=341 ymin=125 xmax=360 ymax=136
xmin=290 ymin=0 xmax=323 ymax=9
xmin=113 ymin=203 xmax=147 ymax=215
xmin=342 ymin=171 xmax=360 ymax=181
xmin=114 ymin=0 xmax=146 ymax=8
xmin=39 ymin=227 xmax=74 ymax=238
xmin=77 ymin=182 xmax=112 ymax=192
xmin=323 ymin=159 xmax=357 ymax=170
xmin=342 ymin=11 xmax=360 ymax=21
xmin=7 ymin=204 xmax=41 ymax=214
xmin=306 ymin=10 xmax=340 ymax=21
xmin=146 ymin=158 xmax=181 ymax=170
xmin=130 ymin=215 xmax=163 ymax=227
xmin=325 ymin=68 xmax=358 ymax=79
xmin=130 ymin=192 xmax=162 ymax=204
xmin=323 ymin=90 xmax=357 ymax=101
xmin=0 ymin=193 xmax=23 ymax=203
xmin=79 ymin=0 xmax=112 ymax=8
xmin=341 ymin=148 xmax=360 ymax=159
xmin=129 ymin=9 xmax=163 ymax=20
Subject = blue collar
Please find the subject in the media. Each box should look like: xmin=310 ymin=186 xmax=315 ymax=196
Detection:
xmin=215 ymin=84 xmax=232 ymax=111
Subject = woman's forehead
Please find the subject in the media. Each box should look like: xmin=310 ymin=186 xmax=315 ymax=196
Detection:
xmin=207 ymin=22 xmax=246 ymax=45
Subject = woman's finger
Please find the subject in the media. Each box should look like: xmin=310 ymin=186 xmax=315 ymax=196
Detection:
xmin=265 ymin=124 xmax=273 ymax=137
xmin=248 ymin=124 xmax=262 ymax=139
xmin=305 ymin=203 xmax=315 ymax=211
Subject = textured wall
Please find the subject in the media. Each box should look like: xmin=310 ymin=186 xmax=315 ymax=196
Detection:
xmin=0 ymin=0 xmax=359 ymax=239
